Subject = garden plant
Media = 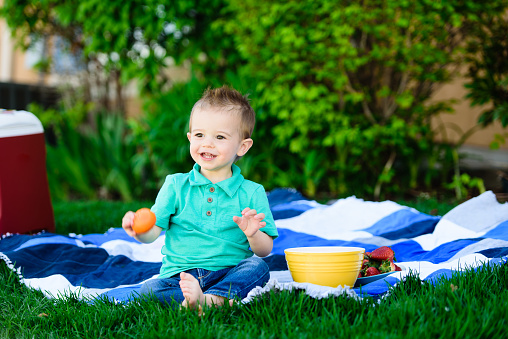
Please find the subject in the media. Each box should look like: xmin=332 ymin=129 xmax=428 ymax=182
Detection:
xmin=1 ymin=0 xmax=507 ymax=201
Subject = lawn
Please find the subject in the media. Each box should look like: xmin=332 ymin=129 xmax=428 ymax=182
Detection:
xmin=1 ymin=198 xmax=507 ymax=338
xmin=51 ymin=197 xmax=457 ymax=236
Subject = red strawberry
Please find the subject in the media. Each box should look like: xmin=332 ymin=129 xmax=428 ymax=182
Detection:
xmin=364 ymin=252 xmax=371 ymax=258
xmin=358 ymin=271 xmax=363 ymax=278
xmin=362 ymin=259 xmax=370 ymax=269
xmin=370 ymin=246 xmax=395 ymax=261
xmin=365 ymin=267 xmax=380 ymax=276
xmin=368 ymin=258 xmax=381 ymax=269
xmin=379 ymin=259 xmax=396 ymax=273
xmin=395 ymin=264 xmax=402 ymax=271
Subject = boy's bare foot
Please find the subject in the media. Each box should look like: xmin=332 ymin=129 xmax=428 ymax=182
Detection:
xmin=179 ymin=272 xmax=205 ymax=309
xmin=179 ymin=272 xmax=228 ymax=311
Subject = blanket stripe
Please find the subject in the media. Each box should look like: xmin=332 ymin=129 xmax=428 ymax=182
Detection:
xmin=1 ymin=189 xmax=507 ymax=302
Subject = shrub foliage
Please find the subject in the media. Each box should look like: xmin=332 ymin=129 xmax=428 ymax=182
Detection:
xmin=1 ymin=0 xmax=506 ymax=200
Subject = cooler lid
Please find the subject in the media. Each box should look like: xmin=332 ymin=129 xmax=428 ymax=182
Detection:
xmin=0 ymin=110 xmax=44 ymax=138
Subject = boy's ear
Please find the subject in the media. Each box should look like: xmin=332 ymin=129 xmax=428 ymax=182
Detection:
xmin=237 ymin=138 xmax=253 ymax=157
xmin=187 ymin=132 xmax=191 ymax=142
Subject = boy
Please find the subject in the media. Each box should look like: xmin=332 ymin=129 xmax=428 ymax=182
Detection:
xmin=122 ymin=86 xmax=278 ymax=309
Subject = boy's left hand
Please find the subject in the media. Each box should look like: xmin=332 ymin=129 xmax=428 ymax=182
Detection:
xmin=233 ymin=207 xmax=266 ymax=237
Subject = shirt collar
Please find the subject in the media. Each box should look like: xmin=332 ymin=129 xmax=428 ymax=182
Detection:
xmin=189 ymin=163 xmax=244 ymax=197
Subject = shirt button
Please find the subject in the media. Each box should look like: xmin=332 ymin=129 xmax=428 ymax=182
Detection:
xmin=207 ymin=197 xmax=213 ymax=203
xmin=206 ymin=211 xmax=212 ymax=216
xmin=209 ymin=187 xmax=215 ymax=193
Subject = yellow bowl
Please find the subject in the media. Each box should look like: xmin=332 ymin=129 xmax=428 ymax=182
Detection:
xmin=285 ymin=246 xmax=365 ymax=288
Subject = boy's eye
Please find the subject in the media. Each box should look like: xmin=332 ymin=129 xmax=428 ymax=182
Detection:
xmin=216 ymin=135 xmax=225 ymax=140
xmin=194 ymin=133 xmax=203 ymax=137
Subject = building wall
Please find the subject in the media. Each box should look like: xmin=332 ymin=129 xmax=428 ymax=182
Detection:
xmin=431 ymin=74 xmax=508 ymax=174
xmin=0 ymin=15 xmax=14 ymax=82
xmin=432 ymin=76 xmax=508 ymax=150
xmin=0 ymin=18 xmax=42 ymax=85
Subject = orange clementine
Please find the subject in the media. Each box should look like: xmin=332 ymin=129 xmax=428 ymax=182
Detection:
xmin=132 ymin=208 xmax=156 ymax=234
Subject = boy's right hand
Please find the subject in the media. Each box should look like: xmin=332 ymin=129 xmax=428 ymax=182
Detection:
xmin=122 ymin=211 xmax=136 ymax=237
xmin=122 ymin=210 xmax=162 ymax=244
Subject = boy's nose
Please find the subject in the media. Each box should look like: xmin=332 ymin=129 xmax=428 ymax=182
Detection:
xmin=202 ymin=136 xmax=215 ymax=147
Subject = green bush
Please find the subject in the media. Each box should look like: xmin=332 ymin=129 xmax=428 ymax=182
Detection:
xmin=463 ymin=2 xmax=508 ymax=130
xmin=219 ymin=0 xmax=504 ymax=199
xmin=129 ymin=77 xmax=203 ymax=189
xmin=33 ymin=103 xmax=148 ymax=201
xmin=13 ymin=1 xmax=506 ymax=201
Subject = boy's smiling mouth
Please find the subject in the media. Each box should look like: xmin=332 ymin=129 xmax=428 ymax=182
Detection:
xmin=200 ymin=152 xmax=217 ymax=159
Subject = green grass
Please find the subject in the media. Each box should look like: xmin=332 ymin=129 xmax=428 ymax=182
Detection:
xmin=394 ymin=196 xmax=457 ymax=216
xmin=52 ymin=197 xmax=456 ymax=236
xmin=1 ymin=261 xmax=507 ymax=338
xmin=1 ymin=198 xmax=507 ymax=337
xmin=52 ymin=200 xmax=153 ymax=235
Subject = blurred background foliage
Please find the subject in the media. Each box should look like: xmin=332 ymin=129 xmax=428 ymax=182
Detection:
xmin=1 ymin=0 xmax=507 ymax=202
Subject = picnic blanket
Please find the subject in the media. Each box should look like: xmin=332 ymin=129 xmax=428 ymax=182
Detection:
xmin=1 ymin=189 xmax=507 ymax=303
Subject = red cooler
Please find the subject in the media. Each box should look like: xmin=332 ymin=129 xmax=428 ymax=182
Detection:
xmin=0 ymin=110 xmax=55 ymax=235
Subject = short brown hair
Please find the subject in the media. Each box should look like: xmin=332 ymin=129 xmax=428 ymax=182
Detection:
xmin=189 ymin=85 xmax=256 ymax=139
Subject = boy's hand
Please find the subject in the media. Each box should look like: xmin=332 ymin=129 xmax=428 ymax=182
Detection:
xmin=233 ymin=207 xmax=266 ymax=238
xmin=122 ymin=211 xmax=136 ymax=237
xmin=122 ymin=210 xmax=162 ymax=244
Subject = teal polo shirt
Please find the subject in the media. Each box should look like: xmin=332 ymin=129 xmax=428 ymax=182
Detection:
xmin=151 ymin=163 xmax=278 ymax=279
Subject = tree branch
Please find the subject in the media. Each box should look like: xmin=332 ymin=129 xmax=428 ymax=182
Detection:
xmin=374 ymin=150 xmax=397 ymax=200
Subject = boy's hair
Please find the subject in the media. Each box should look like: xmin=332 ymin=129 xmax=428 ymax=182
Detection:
xmin=189 ymin=86 xmax=256 ymax=139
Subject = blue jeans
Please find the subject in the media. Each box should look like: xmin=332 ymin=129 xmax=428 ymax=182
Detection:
xmin=139 ymin=256 xmax=269 ymax=305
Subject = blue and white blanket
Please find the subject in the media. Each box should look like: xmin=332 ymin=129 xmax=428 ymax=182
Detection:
xmin=1 ymin=189 xmax=507 ymax=303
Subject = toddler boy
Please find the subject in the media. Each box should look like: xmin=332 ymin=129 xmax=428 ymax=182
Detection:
xmin=122 ymin=86 xmax=278 ymax=309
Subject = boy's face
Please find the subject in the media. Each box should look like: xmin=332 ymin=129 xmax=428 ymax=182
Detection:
xmin=187 ymin=108 xmax=253 ymax=182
